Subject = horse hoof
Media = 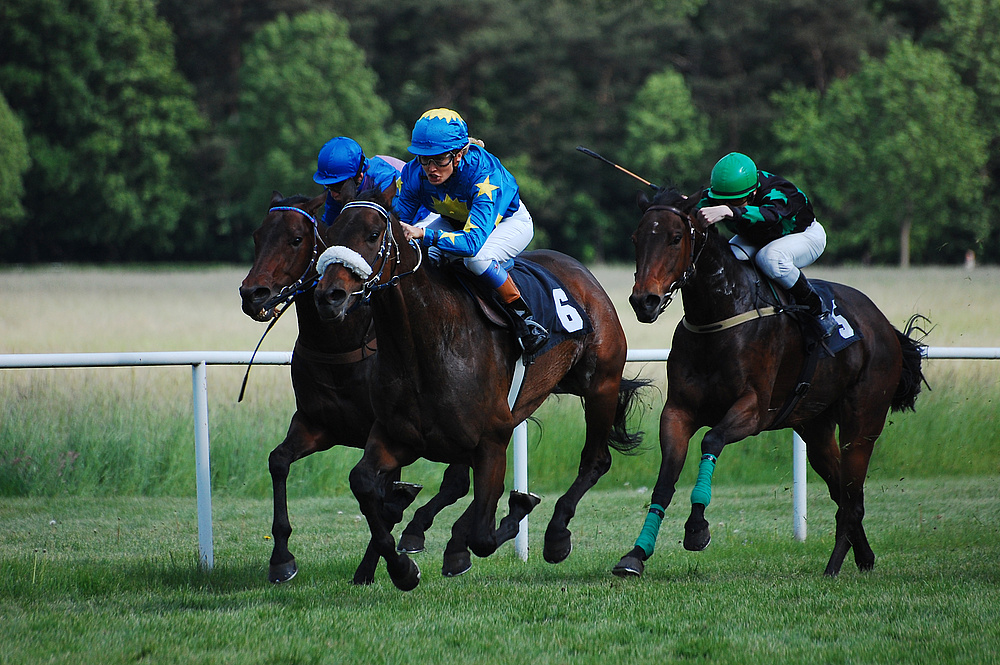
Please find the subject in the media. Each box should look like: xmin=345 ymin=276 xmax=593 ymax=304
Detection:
xmin=268 ymin=559 xmax=298 ymax=584
xmin=510 ymin=490 xmax=542 ymax=514
xmin=390 ymin=556 xmax=421 ymax=592
xmin=612 ymin=555 xmax=644 ymax=578
xmin=391 ymin=481 xmax=424 ymax=506
xmin=397 ymin=533 xmax=426 ymax=554
xmin=543 ymin=531 xmax=572 ymax=564
xmin=683 ymin=528 xmax=711 ymax=552
xmin=442 ymin=551 xmax=472 ymax=577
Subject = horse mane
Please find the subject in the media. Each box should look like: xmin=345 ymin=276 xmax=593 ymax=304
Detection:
xmin=276 ymin=193 xmax=313 ymax=207
xmin=648 ymin=186 xmax=700 ymax=215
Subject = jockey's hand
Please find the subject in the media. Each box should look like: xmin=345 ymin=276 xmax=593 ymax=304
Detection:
xmin=697 ymin=205 xmax=733 ymax=226
xmin=400 ymin=221 xmax=424 ymax=242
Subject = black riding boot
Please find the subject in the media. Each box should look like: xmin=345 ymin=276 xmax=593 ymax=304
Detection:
xmin=495 ymin=274 xmax=549 ymax=355
xmin=504 ymin=295 xmax=550 ymax=355
xmin=789 ymin=273 xmax=838 ymax=338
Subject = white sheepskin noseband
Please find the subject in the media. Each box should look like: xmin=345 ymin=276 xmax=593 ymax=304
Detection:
xmin=316 ymin=246 xmax=373 ymax=280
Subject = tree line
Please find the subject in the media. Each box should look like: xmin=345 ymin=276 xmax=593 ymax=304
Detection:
xmin=1 ymin=0 xmax=996 ymax=265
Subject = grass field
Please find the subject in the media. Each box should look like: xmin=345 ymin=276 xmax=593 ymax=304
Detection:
xmin=1 ymin=264 xmax=998 ymax=662
xmin=2 ymin=479 xmax=999 ymax=664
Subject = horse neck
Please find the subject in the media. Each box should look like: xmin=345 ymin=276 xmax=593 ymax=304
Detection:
xmin=294 ymin=286 xmax=373 ymax=353
xmin=680 ymin=229 xmax=762 ymax=323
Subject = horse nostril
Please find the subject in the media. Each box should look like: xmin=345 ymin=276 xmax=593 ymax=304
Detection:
xmin=324 ymin=288 xmax=347 ymax=307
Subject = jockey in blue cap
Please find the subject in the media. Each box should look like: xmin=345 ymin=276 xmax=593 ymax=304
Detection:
xmin=395 ymin=108 xmax=548 ymax=355
xmin=313 ymin=136 xmax=402 ymax=226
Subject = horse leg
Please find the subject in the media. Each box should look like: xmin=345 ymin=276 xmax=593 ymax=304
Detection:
xmin=349 ymin=425 xmax=421 ymax=591
xmin=613 ymin=405 xmax=696 ymax=577
xmin=268 ymin=415 xmax=328 ymax=584
xmin=798 ymin=417 xmax=850 ymax=575
xmin=351 ymin=469 xmax=420 ymax=586
xmin=544 ymin=384 xmax=619 ymax=564
xmin=398 ymin=463 xmax=471 ymax=554
xmin=467 ymin=438 xmax=515 ymax=559
xmin=683 ymin=393 xmax=763 ymax=552
xmin=826 ymin=422 xmax=879 ymax=576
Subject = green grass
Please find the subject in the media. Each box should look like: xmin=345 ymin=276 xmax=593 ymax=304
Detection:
xmin=1 ymin=478 xmax=998 ymax=664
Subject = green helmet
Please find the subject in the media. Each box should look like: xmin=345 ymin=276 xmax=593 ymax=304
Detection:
xmin=707 ymin=152 xmax=759 ymax=199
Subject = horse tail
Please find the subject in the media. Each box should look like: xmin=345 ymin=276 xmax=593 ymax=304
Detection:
xmin=608 ymin=375 xmax=655 ymax=455
xmin=892 ymin=314 xmax=931 ymax=413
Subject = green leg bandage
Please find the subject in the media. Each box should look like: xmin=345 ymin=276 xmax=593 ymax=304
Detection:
xmin=634 ymin=504 xmax=666 ymax=558
xmin=690 ymin=453 xmax=718 ymax=507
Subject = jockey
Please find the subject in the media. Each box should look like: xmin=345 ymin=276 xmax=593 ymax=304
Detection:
xmin=395 ymin=108 xmax=549 ymax=355
xmin=695 ymin=152 xmax=838 ymax=338
xmin=313 ymin=136 xmax=401 ymax=226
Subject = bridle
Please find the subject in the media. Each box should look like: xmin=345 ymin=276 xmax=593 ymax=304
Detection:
xmin=641 ymin=204 xmax=707 ymax=314
xmin=317 ymin=200 xmax=423 ymax=303
xmin=257 ymin=205 xmax=328 ymax=315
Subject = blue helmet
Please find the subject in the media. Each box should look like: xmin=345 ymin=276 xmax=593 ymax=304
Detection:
xmin=313 ymin=137 xmax=365 ymax=185
xmin=408 ymin=108 xmax=469 ymax=156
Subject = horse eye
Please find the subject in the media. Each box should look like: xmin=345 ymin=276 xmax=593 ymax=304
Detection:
xmin=290 ymin=236 xmax=303 ymax=247
xmin=367 ymin=231 xmax=380 ymax=243
xmin=671 ymin=233 xmax=683 ymax=245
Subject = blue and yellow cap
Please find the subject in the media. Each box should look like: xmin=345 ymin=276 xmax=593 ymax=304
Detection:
xmin=408 ymin=108 xmax=469 ymax=156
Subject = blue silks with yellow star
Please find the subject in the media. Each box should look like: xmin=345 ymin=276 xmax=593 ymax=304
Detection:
xmin=393 ymin=144 xmax=522 ymax=257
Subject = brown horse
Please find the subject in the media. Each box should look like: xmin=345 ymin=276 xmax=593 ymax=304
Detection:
xmin=312 ymin=189 xmax=649 ymax=591
xmin=239 ymin=190 xmax=470 ymax=585
xmin=613 ymin=186 xmax=926 ymax=579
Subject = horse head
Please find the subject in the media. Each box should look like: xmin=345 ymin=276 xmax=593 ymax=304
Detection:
xmin=313 ymin=185 xmax=416 ymax=324
xmin=628 ymin=187 xmax=700 ymax=323
xmin=240 ymin=191 xmax=327 ymax=321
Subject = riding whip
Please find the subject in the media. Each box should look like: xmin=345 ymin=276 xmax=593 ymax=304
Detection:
xmin=575 ymin=145 xmax=659 ymax=190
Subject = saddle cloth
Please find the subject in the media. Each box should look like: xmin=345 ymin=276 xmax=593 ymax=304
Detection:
xmin=456 ymin=257 xmax=593 ymax=360
xmin=807 ymin=280 xmax=863 ymax=356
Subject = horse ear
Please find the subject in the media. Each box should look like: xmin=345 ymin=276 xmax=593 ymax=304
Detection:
xmin=271 ymin=191 xmax=283 ymax=206
xmin=307 ymin=191 xmax=327 ymax=216
xmin=339 ymin=178 xmax=358 ymax=203
xmin=637 ymin=190 xmax=651 ymax=212
xmin=376 ymin=179 xmax=397 ymax=207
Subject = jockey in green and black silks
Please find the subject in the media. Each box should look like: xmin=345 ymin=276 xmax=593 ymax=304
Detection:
xmin=695 ymin=152 xmax=838 ymax=338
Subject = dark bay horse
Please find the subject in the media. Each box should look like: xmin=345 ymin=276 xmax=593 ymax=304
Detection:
xmin=239 ymin=190 xmax=470 ymax=585
xmin=614 ymin=187 xmax=926 ymax=578
xmin=312 ymin=189 xmax=648 ymax=591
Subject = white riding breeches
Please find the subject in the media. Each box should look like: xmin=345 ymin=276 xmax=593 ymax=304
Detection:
xmin=416 ymin=201 xmax=534 ymax=276
xmin=729 ymin=220 xmax=827 ymax=289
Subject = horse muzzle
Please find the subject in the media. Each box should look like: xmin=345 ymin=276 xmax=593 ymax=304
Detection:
xmin=240 ymin=285 xmax=277 ymax=322
xmin=629 ymin=291 xmax=666 ymax=324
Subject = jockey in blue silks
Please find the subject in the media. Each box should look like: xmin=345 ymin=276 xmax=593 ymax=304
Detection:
xmin=313 ymin=136 xmax=402 ymax=226
xmin=395 ymin=108 xmax=549 ymax=355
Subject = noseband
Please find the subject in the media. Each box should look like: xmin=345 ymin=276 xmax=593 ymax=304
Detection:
xmin=259 ymin=205 xmax=327 ymax=314
xmin=642 ymin=204 xmax=706 ymax=313
xmin=316 ymin=200 xmax=423 ymax=303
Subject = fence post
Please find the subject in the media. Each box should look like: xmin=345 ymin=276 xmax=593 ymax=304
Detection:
xmin=793 ymin=432 xmax=807 ymax=541
xmin=513 ymin=422 xmax=529 ymax=561
xmin=191 ymin=361 xmax=214 ymax=571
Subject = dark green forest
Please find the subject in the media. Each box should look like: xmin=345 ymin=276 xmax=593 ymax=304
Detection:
xmin=1 ymin=0 xmax=997 ymax=265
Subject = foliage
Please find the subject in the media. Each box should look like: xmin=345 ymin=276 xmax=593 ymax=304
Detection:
xmin=0 ymin=91 xmax=30 ymax=223
xmin=623 ymin=67 xmax=714 ymax=191
xmin=773 ymin=39 xmax=989 ymax=266
xmin=218 ymin=9 xmax=404 ymax=260
xmin=0 ymin=0 xmax=206 ymax=262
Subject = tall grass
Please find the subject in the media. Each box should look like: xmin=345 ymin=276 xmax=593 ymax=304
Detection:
xmin=1 ymin=265 xmax=998 ymax=498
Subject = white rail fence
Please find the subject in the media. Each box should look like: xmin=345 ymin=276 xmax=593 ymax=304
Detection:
xmin=1 ymin=347 xmax=997 ymax=570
